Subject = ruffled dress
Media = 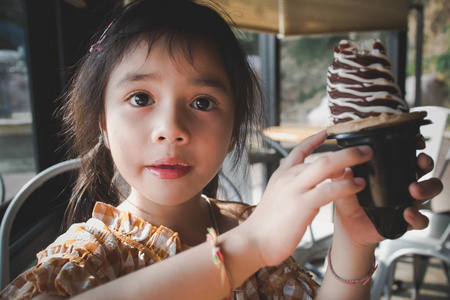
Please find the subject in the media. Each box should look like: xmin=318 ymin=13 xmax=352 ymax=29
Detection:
xmin=0 ymin=199 xmax=319 ymax=299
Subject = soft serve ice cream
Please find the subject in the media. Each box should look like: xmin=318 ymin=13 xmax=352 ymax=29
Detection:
xmin=326 ymin=39 xmax=425 ymax=135
xmin=328 ymin=39 xmax=408 ymax=123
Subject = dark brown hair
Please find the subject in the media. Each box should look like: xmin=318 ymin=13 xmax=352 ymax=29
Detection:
xmin=60 ymin=0 xmax=264 ymax=229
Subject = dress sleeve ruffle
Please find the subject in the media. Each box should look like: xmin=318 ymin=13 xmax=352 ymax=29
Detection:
xmin=0 ymin=221 xmax=117 ymax=299
xmin=238 ymin=257 xmax=319 ymax=300
xmin=0 ymin=202 xmax=181 ymax=300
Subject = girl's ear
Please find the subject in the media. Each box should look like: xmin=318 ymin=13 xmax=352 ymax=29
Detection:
xmin=99 ymin=116 xmax=110 ymax=149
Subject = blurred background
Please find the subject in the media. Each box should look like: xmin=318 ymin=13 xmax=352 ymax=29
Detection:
xmin=0 ymin=1 xmax=449 ymax=299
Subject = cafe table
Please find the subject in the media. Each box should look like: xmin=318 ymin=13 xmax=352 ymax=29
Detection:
xmin=263 ymin=125 xmax=336 ymax=144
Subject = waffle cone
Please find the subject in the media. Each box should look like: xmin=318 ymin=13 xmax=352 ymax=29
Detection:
xmin=326 ymin=111 xmax=428 ymax=135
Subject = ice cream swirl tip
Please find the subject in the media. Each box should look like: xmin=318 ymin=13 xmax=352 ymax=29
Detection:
xmin=327 ymin=39 xmax=409 ymax=124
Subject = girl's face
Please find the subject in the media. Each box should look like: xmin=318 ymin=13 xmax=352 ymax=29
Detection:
xmin=103 ymin=37 xmax=235 ymax=206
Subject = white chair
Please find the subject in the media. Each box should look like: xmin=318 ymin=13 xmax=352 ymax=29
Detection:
xmin=371 ymin=211 xmax=450 ymax=300
xmin=412 ymin=106 xmax=450 ymax=181
xmin=0 ymin=173 xmax=4 ymax=204
xmin=0 ymin=158 xmax=82 ymax=289
xmin=371 ymin=106 xmax=450 ymax=300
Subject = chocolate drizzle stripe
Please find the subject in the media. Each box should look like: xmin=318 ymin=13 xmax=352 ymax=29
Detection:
xmin=327 ymin=39 xmax=410 ymax=124
xmin=328 ymin=68 xmax=395 ymax=82
xmin=329 ymin=101 xmax=407 ymax=114
xmin=333 ymin=58 xmax=395 ymax=79
xmin=328 ymin=89 xmax=405 ymax=102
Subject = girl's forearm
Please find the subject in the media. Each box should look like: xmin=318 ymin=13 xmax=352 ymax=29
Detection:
xmin=317 ymin=231 xmax=377 ymax=300
xmin=71 ymin=225 xmax=261 ymax=300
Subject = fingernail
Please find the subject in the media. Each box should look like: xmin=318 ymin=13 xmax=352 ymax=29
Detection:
xmin=354 ymin=177 xmax=365 ymax=186
xmin=358 ymin=145 xmax=372 ymax=155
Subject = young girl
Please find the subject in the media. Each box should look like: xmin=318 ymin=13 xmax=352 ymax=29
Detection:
xmin=1 ymin=0 xmax=442 ymax=299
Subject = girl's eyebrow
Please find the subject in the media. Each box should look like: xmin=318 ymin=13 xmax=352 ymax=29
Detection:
xmin=116 ymin=72 xmax=157 ymax=88
xmin=189 ymin=77 xmax=230 ymax=94
xmin=116 ymin=71 xmax=230 ymax=94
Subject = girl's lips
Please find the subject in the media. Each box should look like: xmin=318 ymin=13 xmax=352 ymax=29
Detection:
xmin=146 ymin=163 xmax=192 ymax=179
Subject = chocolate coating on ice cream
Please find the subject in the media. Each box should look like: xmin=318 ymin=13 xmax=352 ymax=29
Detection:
xmin=327 ymin=39 xmax=409 ymax=124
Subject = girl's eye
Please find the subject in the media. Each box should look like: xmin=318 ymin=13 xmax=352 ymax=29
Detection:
xmin=128 ymin=93 xmax=154 ymax=107
xmin=191 ymin=97 xmax=215 ymax=111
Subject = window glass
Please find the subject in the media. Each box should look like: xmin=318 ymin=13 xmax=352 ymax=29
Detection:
xmin=0 ymin=0 xmax=36 ymax=203
xmin=237 ymin=31 xmax=261 ymax=75
xmin=406 ymin=3 xmax=450 ymax=109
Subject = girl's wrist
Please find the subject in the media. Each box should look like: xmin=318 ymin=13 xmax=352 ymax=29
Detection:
xmin=327 ymin=244 xmax=377 ymax=285
xmin=218 ymin=225 xmax=264 ymax=287
xmin=328 ymin=234 xmax=377 ymax=282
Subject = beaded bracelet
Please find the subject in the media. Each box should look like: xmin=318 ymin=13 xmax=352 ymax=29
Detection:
xmin=327 ymin=245 xmax=378 ymax=285
xmin=206 ymin=227 xmax=233 ymax=299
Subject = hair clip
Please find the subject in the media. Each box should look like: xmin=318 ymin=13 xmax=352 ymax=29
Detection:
xmin=89 ymin=22 xmax=114 ymax=53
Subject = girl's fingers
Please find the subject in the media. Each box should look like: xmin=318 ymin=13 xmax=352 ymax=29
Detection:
xmin=404 ymin=207 xmax=429 ymax=230
xmin=405 ymin=177 xmax=442 ymax=230
xmin=331 ymin=167 xmax=353 ymax=182
xmin=303 ymin=177 xmax=366 ymax=208
xmin=281 ymin=131 xmax=327 ymax=168
xmin=286 ymin=163 xmax=347 ymax=180
xmin=409 ymin=177 xmax=443 ymax=201
xmin=415 ymin=134 xmax=426 ymax=150
xmin=417 ymin=152 xmax=434 ymax=179
xmin=298 ymin=145 xmax=373 ymax=189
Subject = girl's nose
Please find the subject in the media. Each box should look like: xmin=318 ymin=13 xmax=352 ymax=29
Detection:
xmin=156 ymin=135 xmax=186 ymax=143
xmin=152 ymin=107 xmax=190 ymax=145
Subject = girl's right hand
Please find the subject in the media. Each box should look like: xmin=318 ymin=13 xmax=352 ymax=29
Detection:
xmin=241 ymin=131 xmax=373 ymax=268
